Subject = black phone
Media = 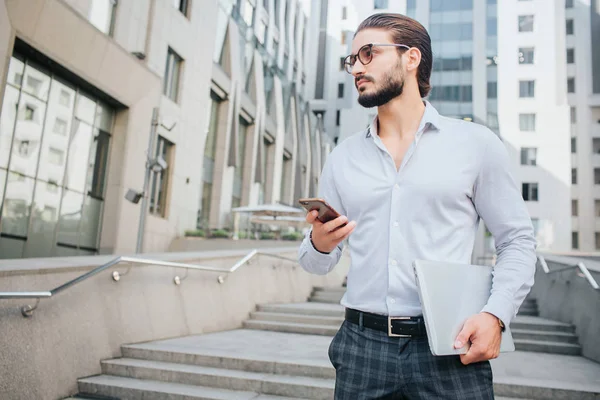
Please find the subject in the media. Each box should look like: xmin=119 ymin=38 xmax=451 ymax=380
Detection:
xmin=298 ymin=198 xmax=346 ymax=227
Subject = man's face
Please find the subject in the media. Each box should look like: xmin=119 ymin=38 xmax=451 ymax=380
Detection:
xmin=349 ymin=29 xmax=406 ymax=108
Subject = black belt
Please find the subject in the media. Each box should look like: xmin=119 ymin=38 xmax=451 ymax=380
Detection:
xmin=345 ymin=308 xmax=427 ymax=338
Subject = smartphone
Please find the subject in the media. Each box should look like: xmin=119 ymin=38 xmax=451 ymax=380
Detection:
xmin=298 ymin=197 xmax=346 ymax=227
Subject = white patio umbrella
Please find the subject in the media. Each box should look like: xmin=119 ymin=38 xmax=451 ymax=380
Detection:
xmin=231 ymin=203 xmax=307 ymax=239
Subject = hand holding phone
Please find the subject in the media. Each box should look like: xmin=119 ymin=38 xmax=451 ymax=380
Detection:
xmin=298 ymin=198 xmax=356 ymax=253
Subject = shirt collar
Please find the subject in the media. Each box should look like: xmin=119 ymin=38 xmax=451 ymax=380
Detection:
xmin=365 ymin=100 xmax=441 ymax=138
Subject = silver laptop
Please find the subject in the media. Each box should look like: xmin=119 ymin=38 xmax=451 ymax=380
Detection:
xmin=413 ymin=259 xmax=515 ymax=356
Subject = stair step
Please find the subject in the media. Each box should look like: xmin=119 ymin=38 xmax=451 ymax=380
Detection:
xmin=511 ymin=329 xmax=579 ymax=344
xmin=308 ymin=297 xmax=342 ymax=304
xmin=122 ymin=338 xmax=336 ymax=380
xmin=101 ymin=358 xmax=333 ymax=399
xmin=78 ymin=375 xmax=303 ymax=400
xmin=243 ymin=320 xmax=339 ymax=336
xmin=312 ymin=286 xmax=346 ymax=293
xmin=514 ymin=339 xmax=582 ymax=356
xmin=510 ymin=316 xmax=575 ymax=333
xmin=250 ymin=311 xmax=343 ymax=326
xmin=517 ymin=310 xmax=539 ymax=316
xmin=257 ymin=303 xmax=344 ymax=318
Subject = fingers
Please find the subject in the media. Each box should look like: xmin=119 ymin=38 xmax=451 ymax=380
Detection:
xmin=454 ymin=322 xmax=474 ymax=350
xmin=323 ymin=215 xmax=349 ymax=232
xmin=305 ymin=210 xmax=319 ymax=224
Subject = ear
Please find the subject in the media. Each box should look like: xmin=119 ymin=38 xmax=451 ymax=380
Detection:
xmin=405 ymin=47 xmax=422 ymax=72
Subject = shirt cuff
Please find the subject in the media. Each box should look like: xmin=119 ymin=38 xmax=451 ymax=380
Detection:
xmin=480 ymin=292 xmax=515 ymax=327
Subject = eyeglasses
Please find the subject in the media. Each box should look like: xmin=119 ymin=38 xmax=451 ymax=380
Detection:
xmin=343 ymin=43 xmax=411 ymax=74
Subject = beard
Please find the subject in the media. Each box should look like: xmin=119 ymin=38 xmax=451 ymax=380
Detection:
xmin=357 ymin=65 xmax=405 ymax=108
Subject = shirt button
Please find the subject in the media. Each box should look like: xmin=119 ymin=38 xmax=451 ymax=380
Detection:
xmin=391 ymin=259 xmax=397 ymax=266
xmin=394 ymin=184 xmax=400 ymax=189
xmin=390 ymin=298 xmax=396 ymax=304
xmin=393 ymin=221 xmax=399 ymax=227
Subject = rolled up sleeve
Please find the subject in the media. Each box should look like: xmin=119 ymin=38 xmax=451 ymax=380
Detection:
xmin=473 ymin=133 xmax=538 ymax=326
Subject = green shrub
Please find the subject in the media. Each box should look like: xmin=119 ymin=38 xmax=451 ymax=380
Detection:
xmin=211 ymin=229 xmax=230 ymax=238
xmin=260 ymin=232 xmax=277 ymax=240
xmin=184 ymin=229 xmax=205 ymax=237
xmin=282 ymin=232 xmax=303 ymax=241
xmin=237 ymin=232 xmax=248 ymax=239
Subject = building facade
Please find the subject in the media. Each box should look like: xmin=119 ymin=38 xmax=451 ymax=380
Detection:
xmin=567 ymin=0 xmax=600 ymax=251
xmin=327 ymin=0 xmax=573 ymax=260
xmin=0 ymin=0 xmax=333 ymax=259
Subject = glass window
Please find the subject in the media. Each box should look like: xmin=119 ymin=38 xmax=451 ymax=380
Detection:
xmin=164 ymin=48 xmax=183 ymax=102
xmin=233 ymin=118 xmax=248 ymax=206
xmin=572 ymin=137 xmax=577 ymax=153
xmin=0 ymin=55 xmax=113 ymax=258
xmin=593 ymin=138 xmax=600 ymax=153
xmin=64 ymin=120 xmax=94 ymax=193
xmin=487 ymin=82 xmax=497 ymax=99
xmin=1 ymin=172 xmax=35 ymax=237
xmin=519 ymin=47 xmax=534 ymax=64
xmin=520 ymin=147 xmax=537 ymax=166
xmin=518 ymin=15 xmax=534 ymax=32
xmin=86 ymin=130 xmax=111 ymax=198
xmin=572 ymin=168 xmax=577 ymax=184
xmin=566 ymin=19 xmax=574 ymax=35
xmin=595 ymin=168 xmax=600 ymax=185
xmin=571 ymin=107 xmax=577 ymax=123
xmin=88 ymin=0 xmax=118 ymax=35
xmin=519 ymin=113 xmax=536 ymax=131
xmin=10 ymin=93 xmax=47 ymax=177
xmin=572 ymin=199 xmax=578 ymax=216
xmin=595 ymin=200 xmax=600 ymax=217
xmin=173 ymin=0 xmax=190 ymax=16
xmin=572 ymin=231 xmax=579 ymax=249
xmin=522 ymin=182 xmax=538 ymax=201
xmin=566 ymin=0 xmax=574 ymax=7
xmin=342 ymin=6 xmax=347 ymax=20
xmin=242 ymin=0 xmax=255 ymax=27
xmin=519 ymin=80 xmax=535 ymax=97
xmin=149 ymin=136 xmax=174 ymax=217
xmin=56 ymin=189 xmax=83 ymax=247
xmin=567 ymin=48 xmax=575 ymax=64
xmin=568 ymin=77 xmax=575 ymax=93
xmin=338 ymin=83 xmax=344 ymax=98
xmin=487 ymin=19 xmax=497 ymax=36
xmin=374 ymin=0 xmax=388 ymax=9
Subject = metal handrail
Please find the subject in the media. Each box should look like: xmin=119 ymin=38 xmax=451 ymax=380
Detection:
xmin=537 ymin=254 xmax=599 ymax=290
xmin=0 ymin=249 xmax=298 ymax=317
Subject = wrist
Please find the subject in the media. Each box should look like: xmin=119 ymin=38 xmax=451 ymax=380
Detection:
xmin=483 ymin=312 xmax=505 ymax=332
xmin=310 ymin=231 xmax=330 ymax=254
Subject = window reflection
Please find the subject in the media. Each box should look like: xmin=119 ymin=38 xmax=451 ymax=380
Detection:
xmin=0 ymin=55 xmax=114 ymax=258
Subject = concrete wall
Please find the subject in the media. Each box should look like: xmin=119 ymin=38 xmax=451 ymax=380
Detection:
xmin=532 ymin=253 xmax=600 ymax=363
xmin=0 ymin=247 xmax=350 ymax=400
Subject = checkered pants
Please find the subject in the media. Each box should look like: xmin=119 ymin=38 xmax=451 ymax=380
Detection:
xmin=328 ymin=320 xmax=495 ymax=399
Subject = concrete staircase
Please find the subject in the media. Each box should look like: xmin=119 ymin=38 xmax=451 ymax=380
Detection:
xmin=277 ymin=287 xmax=584 ymax=357
xmin=72 ymin=286 xmax=600 ymax=400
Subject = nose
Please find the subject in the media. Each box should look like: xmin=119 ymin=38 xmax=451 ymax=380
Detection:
xmin=351 ymin=59 xmax=366 ymax=77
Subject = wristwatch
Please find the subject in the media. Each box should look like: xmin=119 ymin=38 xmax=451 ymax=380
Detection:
xmin=498 ymin=318 xmax=506 ymax=332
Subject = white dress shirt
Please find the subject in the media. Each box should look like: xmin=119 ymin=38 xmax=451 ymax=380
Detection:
xmin=298 ymin=101 xmax=537 ymax=326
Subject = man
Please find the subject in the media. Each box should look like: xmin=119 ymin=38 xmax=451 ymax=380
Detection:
xmin=297 ymin=13 xmax=537 ymax=399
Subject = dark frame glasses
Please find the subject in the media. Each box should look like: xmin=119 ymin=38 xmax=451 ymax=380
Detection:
xmin=343 ymin=43 xmax=411 ymax=74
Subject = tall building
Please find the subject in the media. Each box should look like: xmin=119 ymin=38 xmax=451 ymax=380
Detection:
xmin=0 ymin=0 xmax=334 ymax=259
xmin=567 ymin=0 xmax=600 ymax=251
xmin=329 ymin=0 xmax=573 ymax=261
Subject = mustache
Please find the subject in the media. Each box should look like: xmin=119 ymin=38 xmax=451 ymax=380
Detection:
xmin=355 ymin=75 xmax=374 ymax=86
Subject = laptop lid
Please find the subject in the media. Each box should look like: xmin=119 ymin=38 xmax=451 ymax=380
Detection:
xmin=413 ymin=259 xmax=515 ymax=356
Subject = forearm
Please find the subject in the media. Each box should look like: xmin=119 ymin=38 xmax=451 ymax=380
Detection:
xmin=297 ymin=230 xmax=342 ymax=275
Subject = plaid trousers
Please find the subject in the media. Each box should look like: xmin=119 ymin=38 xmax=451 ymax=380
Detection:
xmin=328 ymin=320 xmax=495 ymax=400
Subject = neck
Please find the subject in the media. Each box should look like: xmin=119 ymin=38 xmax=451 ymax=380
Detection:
xmin=376 ymin=91 xmax=425 ymax=140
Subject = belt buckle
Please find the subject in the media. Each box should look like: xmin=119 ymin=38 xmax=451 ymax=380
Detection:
xmin=388 ymin=316 xmax=412 ymax=337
